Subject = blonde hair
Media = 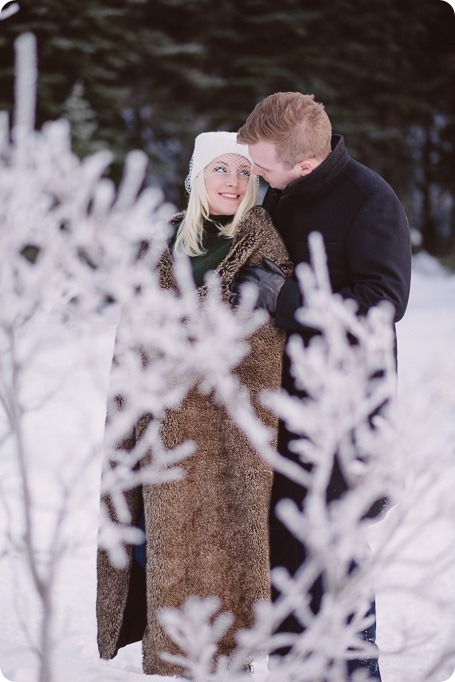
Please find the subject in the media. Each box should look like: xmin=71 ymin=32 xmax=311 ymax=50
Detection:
xmin=175 ymin=167 xmax=259 ymax=257
xmin=238 ymin=92 xmax=332 ymax=168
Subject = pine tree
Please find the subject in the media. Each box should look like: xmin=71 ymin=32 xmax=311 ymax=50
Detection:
xmin=0 ymin=0 xmax=453 ymax=248
xmin=62 ymin=81 xmax=100 ymax=158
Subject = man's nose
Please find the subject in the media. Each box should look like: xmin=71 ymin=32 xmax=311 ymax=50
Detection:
xmin=252 ymin=164 xmax=264 ymax=177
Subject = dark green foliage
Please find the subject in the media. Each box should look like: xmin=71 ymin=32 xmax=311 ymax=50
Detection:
xmin=0 ymin=0 xmax=453 ymax=251
xmin=20 ymin=244 xmax=40 ymax=264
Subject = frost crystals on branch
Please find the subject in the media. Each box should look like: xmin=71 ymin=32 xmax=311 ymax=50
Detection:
xmin=0 ymin=30 xmax=280 ymax=682
xmin=157 ymin=233 xmax=399 ymax=681
xmin=262 ymin=233 xmax=397 ymax=680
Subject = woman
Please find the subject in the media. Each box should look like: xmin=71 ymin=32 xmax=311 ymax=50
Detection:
xmin=97 ymin=132 xmax=291 ymax=676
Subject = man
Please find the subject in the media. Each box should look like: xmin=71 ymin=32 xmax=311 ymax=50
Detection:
xmin=231 ymin=92 xmax=412 ymax=679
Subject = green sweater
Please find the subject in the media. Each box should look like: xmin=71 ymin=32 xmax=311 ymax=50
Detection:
xmin=186 ymin=216 xmax=234 ymax=288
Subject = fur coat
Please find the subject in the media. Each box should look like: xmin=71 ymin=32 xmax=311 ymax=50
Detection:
xmin=97 ymin=206 xmax=291 ymax=676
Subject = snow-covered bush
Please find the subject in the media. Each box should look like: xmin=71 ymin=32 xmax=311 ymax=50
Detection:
xmin=156 ymin=234 xmax=399 ymax=682
xmin=0 ymin=33 xmax=273 ymax=682
xmin=155 ymin=239 xmax=455 ymax=682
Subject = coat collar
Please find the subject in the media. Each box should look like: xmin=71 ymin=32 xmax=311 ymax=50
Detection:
xmin=282 ymin=134 xmax=351 ymax=196
xmin=160 ymin=205 xmax=270 ymax=296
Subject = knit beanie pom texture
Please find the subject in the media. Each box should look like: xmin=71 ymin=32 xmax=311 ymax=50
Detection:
xmin=185 ymin=131 xmax=252 ymax=193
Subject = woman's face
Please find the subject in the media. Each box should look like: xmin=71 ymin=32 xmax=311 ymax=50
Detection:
xmin=203 ymin=153 xmax=252 ymax=215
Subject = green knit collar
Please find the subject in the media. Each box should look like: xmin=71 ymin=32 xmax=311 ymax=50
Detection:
xmin=205 ymin=214 xmax=233 ymax=231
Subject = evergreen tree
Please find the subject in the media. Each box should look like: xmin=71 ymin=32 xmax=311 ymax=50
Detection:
xmin=62 ymin=81 xmax=100 ymax=158
xmin=0 ymin=0 xmax=453 ymax=248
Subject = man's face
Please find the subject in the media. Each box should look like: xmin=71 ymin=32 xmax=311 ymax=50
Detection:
xmin=248 ymin=141 xmax=304 ymax=190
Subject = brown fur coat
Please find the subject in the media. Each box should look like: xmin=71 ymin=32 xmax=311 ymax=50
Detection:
xmin=97 ymin=206 xmax=291 ymax=676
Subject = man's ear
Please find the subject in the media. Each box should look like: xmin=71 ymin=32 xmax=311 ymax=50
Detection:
xmin=298 ymin=159 xmax=317 ymax=176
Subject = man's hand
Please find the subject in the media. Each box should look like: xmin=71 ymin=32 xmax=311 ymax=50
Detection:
xmin=229 ymin=257 xmax=287 ymax=314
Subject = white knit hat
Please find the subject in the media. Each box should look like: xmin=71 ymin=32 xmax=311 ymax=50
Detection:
xmin=185 ymin=131 xmax=252 ymax=193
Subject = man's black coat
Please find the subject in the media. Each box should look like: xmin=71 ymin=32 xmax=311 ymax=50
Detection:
xmin=267 ymin=134 xmax=411 ymax=331
xmin=263 ymin=134 xmax=412 ymax=633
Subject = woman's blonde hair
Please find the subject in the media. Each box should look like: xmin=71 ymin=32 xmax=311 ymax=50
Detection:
xmin=175 ymin=165 xmax=259 ymax=257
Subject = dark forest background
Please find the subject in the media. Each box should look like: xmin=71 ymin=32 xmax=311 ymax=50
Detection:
xmin=1 ymin=0 xmax=454 ymax=256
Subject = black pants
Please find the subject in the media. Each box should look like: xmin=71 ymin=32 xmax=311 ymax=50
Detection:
xmin=269 ymin=467 xmax=381 ymax=680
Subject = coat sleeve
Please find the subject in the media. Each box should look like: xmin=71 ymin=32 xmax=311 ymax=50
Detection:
xmin=275 ymin=188 xmax=412 ymax=330
xmin=337 ymin=189 xmax=412 ymax=321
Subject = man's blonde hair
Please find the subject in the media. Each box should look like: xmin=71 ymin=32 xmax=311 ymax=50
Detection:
xmin=175 ymin=168 xmax=259 ymax=257
xmin=238 ymin=92 xmax=332 ymax=169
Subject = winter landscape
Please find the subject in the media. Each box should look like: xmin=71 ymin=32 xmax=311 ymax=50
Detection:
xmin=0 ymin=26 xmax=455 ymax=682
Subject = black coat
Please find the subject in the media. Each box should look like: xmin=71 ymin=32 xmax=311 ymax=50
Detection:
xmin=266 ymin=134 xmax=411 ymax=332
xmin=265 ymin=136 xmax=412 ymax=623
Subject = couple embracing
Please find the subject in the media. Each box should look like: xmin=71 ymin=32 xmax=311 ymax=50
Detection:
xmin=97 ymin=92 xmax=411 ymax=680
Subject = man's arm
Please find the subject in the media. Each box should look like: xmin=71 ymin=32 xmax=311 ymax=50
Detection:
xmin=336 ymin=190 xmax=412 ymax=321
xmin=275 ymin=191 xmax=412 ymax=330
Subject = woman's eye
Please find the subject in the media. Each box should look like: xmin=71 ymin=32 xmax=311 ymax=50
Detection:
xmin=210 ymin=165 xmax=250 ymax=176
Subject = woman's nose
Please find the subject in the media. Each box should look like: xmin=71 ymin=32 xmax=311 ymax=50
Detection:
xmin=225 ymin=171 xmax=239 ymax=186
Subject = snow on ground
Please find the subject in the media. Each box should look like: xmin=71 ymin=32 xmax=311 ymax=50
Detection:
xmin=371 ymin=253 xmax=455 ymax=682
xmin=0 ymin=254 xmax=454 ymax=682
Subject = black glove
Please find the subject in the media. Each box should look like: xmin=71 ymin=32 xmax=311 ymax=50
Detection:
xmin=229 ymin=257 xmax=287 ymax=314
